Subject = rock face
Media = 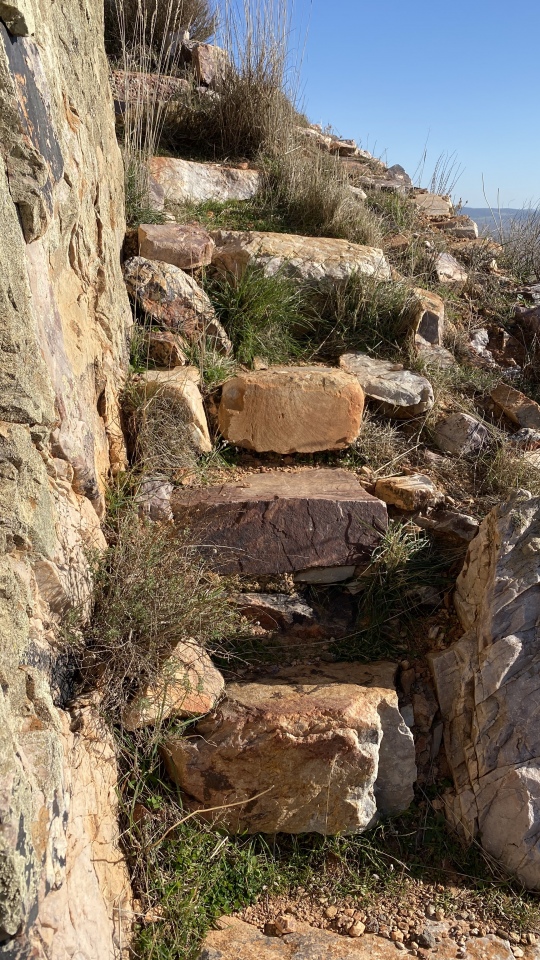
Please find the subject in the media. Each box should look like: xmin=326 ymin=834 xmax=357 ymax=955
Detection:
xmin=0 ymin=0 xmax=34 ymax=35
xmin=340 ymin=353 xmax=434 ymax=418
xmin=0 ymin=1 xmax=132 ymax=955
xmin=148 ymin=156 xmax=260 ymax=203
xmin=218 ymin=366 xmax=365 ymax=453
xmin=211 ymin=230 xmax=391 ymax=282
xmin=124 ymin=256 xmax=231 ymax=352
xmin=138 ymin=222 xmax=215 ymax=269
xmin=434 ymin=412 xmax=489 ymax=457
xmin=162 ymin=661 xmax=416 ymax=834
xmin=430 ymin=492 xmax=540 ymax=889
xmin=171 ymin=468 xmax=388 ymax=575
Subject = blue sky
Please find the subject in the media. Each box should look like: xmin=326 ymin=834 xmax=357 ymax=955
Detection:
xmin=288 ymin=0 xmax=539 ymax=207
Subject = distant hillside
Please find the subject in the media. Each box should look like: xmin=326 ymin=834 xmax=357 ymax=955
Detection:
xmin=462 ymin=207 xmax=528 ymax=237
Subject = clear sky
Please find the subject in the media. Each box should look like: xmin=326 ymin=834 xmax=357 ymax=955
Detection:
xmin=288 ymin=0 xmax=540 ymax=208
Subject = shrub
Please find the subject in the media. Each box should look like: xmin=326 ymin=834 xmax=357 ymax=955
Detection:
xmin=499 ymin=204 xmax=540 ymax=282
xmin=122 ymin=376 xmax=203 ymax=475
xmin=104 ymin=0 xmax=216 ymax=62
xmin=207 ymin=264 xmax=309 ymax=366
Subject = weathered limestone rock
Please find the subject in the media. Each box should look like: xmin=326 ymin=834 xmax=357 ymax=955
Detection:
xmin=211 ymin=230 xmax=391 ymax=282
xmin=218 ymin=366 xmax=364 ymax=453
xmin=171 ymin=468 xmax=388 ymax=576
xmin=191 ymin=42 xmax=229 ymax=87
xmin=491 ymin=382 xmax=540 ymax=430
xmin=122 ymin=640 xmax=225 ymax=730
xmin=415 ymin=336 xmax=456 ymax=369
xmin=136 ymin=476 xmax=174 ymax=521
xmin=140 ymin=329 xmax=187 ymax=368
xmin=124 ymin=256 xmax=231 ymax=352
xmin=0 ymin=1 xmax=132 ymax=953
xmin=149 ymin=156 xmax=260 ymax=203
xmin=199 ymin=918 xmax=520 ymax=960
xmin=434 ymin=412 xmax=489 ymax=457
xmin=162 ymin=661 xmax=416 ymax=834
xmin=375 ymin=474 xmax=442 ymax=511
xmin=431 ymin=492 xmax=540 ymax=889
xmin=138 ymin=223 xmax=215 ymax=270
xmin=435 ymin=252 xmax=468 ymax=283
xmin=411 ymin=287 xmax=445 ymax=345
xmin=0 ymin=0 xmax=34 ymax=35
xmin=413 ymin=192 xmax=453 ymax=217
xmin=238 ymin=593 xmax=321 ymax=637
xmin=132 ymin=367 xmax=212 ymax=454
xmin=436 ymin=215 xmax=479 ymax=239
xmin=340 ymin=353 xmax=434 ymax=418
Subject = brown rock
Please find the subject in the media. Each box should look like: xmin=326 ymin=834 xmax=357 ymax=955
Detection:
xmin=140 ymin=330 xmax=187 ymax=368
xmin=218 ymin=366 xmax=364 ymax=454
xmin=162 ymin=661 xmax=416 ymax=835
xmin=171 ymin=468 xmax=388 ymax=575
xmin=491 ymin=382 xmax=540 ymax=430
xmin=191 ymin=42 xmax=229 ymax=87
xmin=412 ymin=288 xmax=445 ymax=345
xmin=374 ymin=474 xmax=442 ymax=511
xmin=138 ymin=223 xmax=215 ymax=270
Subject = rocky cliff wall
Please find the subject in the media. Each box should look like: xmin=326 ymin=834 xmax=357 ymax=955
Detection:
xmin=0 ymin=1 xmax=132 ymax=956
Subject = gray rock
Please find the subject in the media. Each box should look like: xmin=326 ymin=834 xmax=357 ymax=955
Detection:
xmin=237 ymin=593 xmax=320 ymax=636
xmin=435 ymin=252 xmax=468 ymax=283
xmin=434 ymin=412 xmax=489 ymax=457
xmin=436 ymin=216 xmax=479 ymax=240
xmin=340 ymin=352 xmax=434 ymax=418
xmin=136 ymin=477 xmax=174 ymax=521
xmin=430 ymin=491 xmax=540 ymax=889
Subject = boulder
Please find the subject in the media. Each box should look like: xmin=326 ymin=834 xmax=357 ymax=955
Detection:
xmin=435 ymin=252 xmax=468 ymax=284
xmin=123 ymin=256 xmax=231 ymax=352
xmin=413 ymin=193 xmax=453 ymax=217
xmin=411 ymin=288 xmax=445 ymax=345
xmin=138 ymin=223 xmax=215 ymax=270
xmin=211 ymin=230 xmax=391 ymax=282
xmin=148 ymin=156 xmax=260 ymax=204
xmin=218 ymin=366 xmax=364 ymax=454
xmin=198 ymin=918 xmax=518 ymax=960
xmin=430 ymin=491 xmax=540 ymax=889
xmin=237 ymin=593 xmax=320 ymax=637
xmin=328 ymin=138 xmax=358 ymax=157
xmin=162 ymin=661 xmax=416 ymax=834
xmin=339 ymin=353 xmax=434 ymax=418
xmin=138 ymin=330 xmax=187 ymax=368
xmin=433 ymin=412 xmax=489 ymax=457
xmin=171 ymin=468 xmax=388 ymax=576
xmin=491 ymin=382 xmax=540 ymax=430
xmin=374 ymin=474 xmax=442 ymax=511
xmin=132 ymin=367 xmax=212 ymax=455
xmin=122 ymin=640 xmax=224 ymax=730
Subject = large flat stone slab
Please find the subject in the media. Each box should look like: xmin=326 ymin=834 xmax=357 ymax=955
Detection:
xmin=340 ymin=352 xmax=434 ymax=418
xmin=218 ymin=366 xmax=364 ymax=454
xmin=211 ymin=230 xmax=391 ymax=282
xmin=171 ymin=468 xmax=388 ymax=575
xmin=148 ymin=156 xmax=260 ymax=204
xmin=162 ymin=661 xmax=416 ymax=834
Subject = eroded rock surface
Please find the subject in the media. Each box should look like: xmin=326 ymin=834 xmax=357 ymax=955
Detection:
xmin=172 ymin=468 xmax=388 ymax=575
xmin=162 ymin=661 xmax=416 ymax=834
xmin=149 ymin=156 xmax=260 ymax=203
xmin=431 ymin=491 xmax=540 ymax=889
xmin=340 ymin=353 xmax=434 ymax=418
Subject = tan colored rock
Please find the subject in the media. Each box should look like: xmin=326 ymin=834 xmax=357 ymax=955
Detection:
xmin=124 ymin=256 xmax=230 ymax=352
xmin=133 ymin=367 xmax=212 ymax=454
xmin=211 ymin=230 xmax=391 ymax=282
xmin=141 ymin=330 xmax=187 ymax=368
xmin=431 ymin=491 xmax=540 ymax=889
xmin=339 ymin=353 xmax=434 ymax=418
xmin=412 ymin=287 xmax=445 ymax=345
xmin=138 ymin=223 xmax=215 ymax=270
xmin=148 ymin=156 xmax=260 ymax=203
xmin=436 ymin=215 xmax=479 ymax=239
xmin=375 ymin=474 xmax=442 ymax=511
xmin=413 ymin=192 xmax=453 ymax=217
xmin=435 ymin=251 xmax=468 ymax=283
xmin=162 ymin=661 xmax=416 ymax=834
xmin=122 ymin=640 xmax=225 ymax=730
xmin=171 ymin=468 xmax=388 ymax=576
xmin=491 ymin=382 xmax=540 ymax=430
xmin=218 ymin=366 xmax=364 ymax=453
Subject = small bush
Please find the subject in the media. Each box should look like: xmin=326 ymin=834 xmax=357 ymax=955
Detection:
xmin=82 ymin=511 xmax=236 ymax=718
xmin=123 ymin=377 xmax=203 ymax=475
xmin=342 ymin=412 xmax=410 ymax=475
xmin=307 ymin=271 xmax=417 ymax=360
xmin=365 ymin=190 xmax=420 ymax=238
xmin=499 ymin=204 xmax=540 ymax=282
xmin=184 ymin=337 xmax=238 ymax=388
xmin=207 ymin=264 xmax=309 ymax=366
xmin=104 ymin=0 xmax=216 ymax=62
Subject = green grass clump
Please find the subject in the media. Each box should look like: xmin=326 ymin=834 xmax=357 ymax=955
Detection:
xmin=365 ymin=190 xmax=420 ymax=238
xmin=207 ymin=264 xmax=309 ymax=366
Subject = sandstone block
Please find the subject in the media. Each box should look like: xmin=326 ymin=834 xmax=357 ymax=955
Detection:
xmin=340 ymin=352 xmax=434 ymax=418
xmin=148 ymin=156 xmax=260 ymax=203
xmin=122 ymin=640 xmax=224 ymax=730
xmin=162 ymin=661 xmax=416 ymax=834
xmin=434 ymin=412 xmax=489 ymax=457
xmin=171 ymin=468 xmax=388 ymax=575
xmin=124 ymin=256 xmax=231 ymax=352
xmin=211 ymin=230 xmax=391 ymax=282
xmin=412 ymin=287 xmax=445 ymax=345
xmin=374 ymin=474 xmax=442 ymax=511
xmin=435 ymin=252 xmax=468 ymax=283
xmin=133 ymin=367 xmax=212 ymax=454
xmin=413 ymin=193 xmax=453 ymax=217
xmin=218 ymin=366 xmax=364 ymax=453
xmin=138 ymin=223 xmax=215 ymax=270
xmin=491 ymin=382 xmax=540 ymax=430
xmin=431 ymin=491 xmax=540 ymax=889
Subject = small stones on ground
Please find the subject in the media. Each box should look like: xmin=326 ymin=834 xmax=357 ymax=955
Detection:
xmin=348 ymin=921 xmax=366 ymax=938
